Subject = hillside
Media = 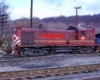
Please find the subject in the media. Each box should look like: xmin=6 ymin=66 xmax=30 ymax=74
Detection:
xmin=7 ymin=14 xmax=100 ymax=34
xmin=41 ymin=14 xmax=100 ymax=34
xmin=42 ymin=14 xmax=100 ymax=27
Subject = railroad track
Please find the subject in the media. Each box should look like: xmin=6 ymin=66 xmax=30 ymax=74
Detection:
xmin=55 ymin=77 xmax=100 ymax=80
xmin=0 ymin=63 xmax=100 ymax=79
xmin=84 ymin=77 xmax=100 ymax=80
xmin=0 ymin=53 xmax=100 ymax=62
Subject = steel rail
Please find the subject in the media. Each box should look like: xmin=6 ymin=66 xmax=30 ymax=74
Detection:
xmin=0 ymin=63 xmax=100 ymax=79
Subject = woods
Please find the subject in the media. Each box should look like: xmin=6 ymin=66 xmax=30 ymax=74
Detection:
xmin=7 ymin=14 xmax=100 ymax=34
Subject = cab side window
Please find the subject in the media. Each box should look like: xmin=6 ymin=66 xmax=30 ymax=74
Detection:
xmin=81 ymin=31 xmax=86 ymax=36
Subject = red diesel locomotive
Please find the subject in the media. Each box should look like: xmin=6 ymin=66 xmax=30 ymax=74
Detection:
xmin=11 ymin=26 xmax=98 ymax=56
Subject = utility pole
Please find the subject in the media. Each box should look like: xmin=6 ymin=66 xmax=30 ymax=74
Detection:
xmin=0 ymin=14 xmax=7 ymax=51
xmin=30 ymin=0 xmax=33 ymax=28
xmin=74 ymin=6 xmax=81 ymax=26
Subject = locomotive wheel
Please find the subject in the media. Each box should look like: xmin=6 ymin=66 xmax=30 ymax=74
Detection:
xmin=73 ymin=49 xmax=77 ymax=54
xmin=19 ymin=50 xmax=24 ymax=57
xmin=44 ymin=50 xmax=48 ymax=55
xmin=77 ymin=50 xmax=81 ymax=54
xmin=13 ymin=54 xmax=19 ymax=57
xmin=90 ymin=49 xmax=93 ymax=53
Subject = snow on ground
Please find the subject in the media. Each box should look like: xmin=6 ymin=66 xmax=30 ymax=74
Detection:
xmin=0 ymin=56 xmax=100 ymax=72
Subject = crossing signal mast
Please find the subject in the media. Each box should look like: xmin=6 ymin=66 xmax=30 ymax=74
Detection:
xmin=74 ymin=6 xmax=81 ymax=26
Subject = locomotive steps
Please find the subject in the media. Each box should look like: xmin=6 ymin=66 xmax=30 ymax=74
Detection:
xmin=0 ymin=63 xmax=100 ymax=79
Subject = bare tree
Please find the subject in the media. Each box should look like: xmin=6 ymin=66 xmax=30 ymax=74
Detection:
xmin=0 ymin=0 xmax=9 ymax=16
xmin=43 ymin=22 xmax=68 ymax=30
xmin=13 ymin=17 xmax=30 ymax=27
xmin=33 ymin=17 xmax=41 ymax=28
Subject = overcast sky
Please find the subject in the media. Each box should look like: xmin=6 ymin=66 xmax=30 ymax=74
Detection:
xmin=6 ymin=0 xmax=100 ymax=20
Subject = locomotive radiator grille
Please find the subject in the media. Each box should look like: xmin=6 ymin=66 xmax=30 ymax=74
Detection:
xmin=21 ymin=32 xmax=34 ymax=45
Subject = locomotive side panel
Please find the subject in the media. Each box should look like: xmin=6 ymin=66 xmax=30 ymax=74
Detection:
xmin=21 ymin=31 xmax=34 ymax=45
xmin=34 ymin=30 xmax=76 ymax=46
xmin=86 ymin=28 xmax=95 ymax=45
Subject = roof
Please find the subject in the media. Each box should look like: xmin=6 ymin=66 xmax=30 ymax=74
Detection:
xmin=16 ymin=27 xmax=75 ymax=33
xmin=76 ymin=26 xmax=87 ymax=30
xmin=76 ymin=26 xmax=94 ymax=30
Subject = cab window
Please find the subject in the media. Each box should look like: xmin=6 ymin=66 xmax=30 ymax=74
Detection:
xmin=81 ymin=31 xmax=86 ymax=36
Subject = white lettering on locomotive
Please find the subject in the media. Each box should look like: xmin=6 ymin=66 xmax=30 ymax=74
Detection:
xmin=12 ymin=34 xmax=20 ymax=45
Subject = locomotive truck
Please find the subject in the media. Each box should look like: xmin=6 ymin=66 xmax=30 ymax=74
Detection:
xmin=11 ymin=25 xmax=100 ymax=56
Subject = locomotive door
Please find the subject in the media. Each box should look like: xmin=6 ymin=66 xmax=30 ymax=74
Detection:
xmin=76 ymin=30 xmax=87 ymax=41
xmin=80 ymin=31 xmax=87 ymax=40
xmin=75 ymin=28 xmax=78 ymax=40
xmin=76 ymin=30 xmax=87 ymax=45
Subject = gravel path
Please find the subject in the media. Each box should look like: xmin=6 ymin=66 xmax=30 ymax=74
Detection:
xmin=0 ymin=56 xmax=100 ymax=72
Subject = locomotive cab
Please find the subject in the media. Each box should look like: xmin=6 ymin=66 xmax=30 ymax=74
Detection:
xmin=67 ymin=26 xmax=87 ymax=40
xmin=76 ymin=26 xmax=87 ymax=40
